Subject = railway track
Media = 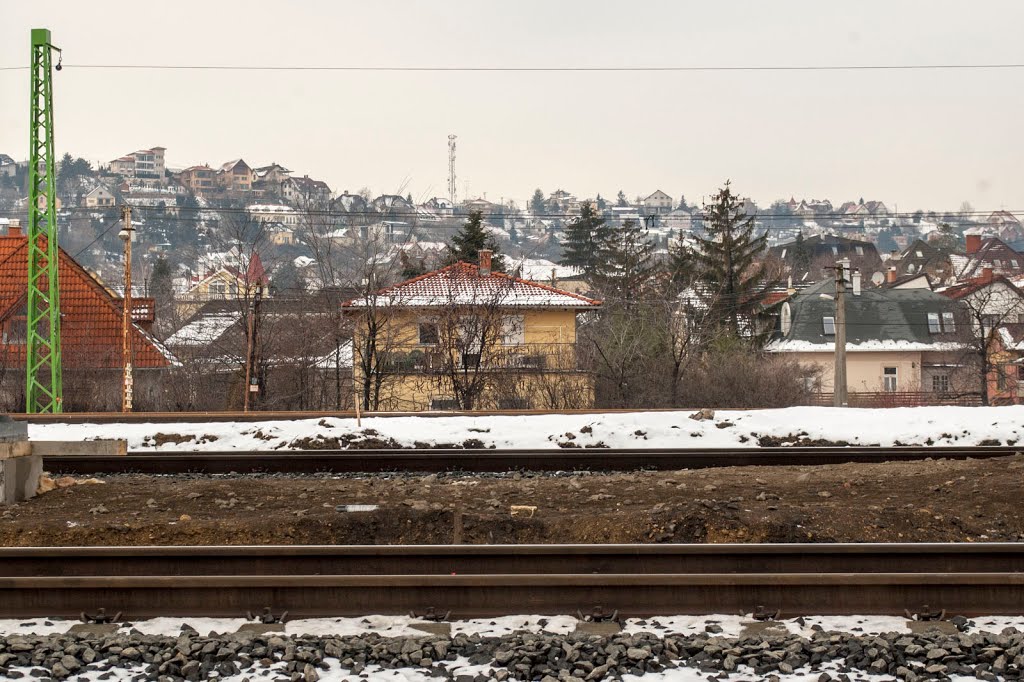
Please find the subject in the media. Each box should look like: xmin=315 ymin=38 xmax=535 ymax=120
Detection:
xmin=1 ymin=543 xmax=1022 ymax=618
xmin=43 ymin=445 xmax=1024 ymax=475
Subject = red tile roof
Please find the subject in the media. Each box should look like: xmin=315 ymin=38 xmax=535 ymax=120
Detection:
xmin=0 ymin=234 xmax=176 ymax=369
xmin=939 ymin=273 xmax=1022 ymax=300
xmin=343 ymin=262 xmax=602 ymax=309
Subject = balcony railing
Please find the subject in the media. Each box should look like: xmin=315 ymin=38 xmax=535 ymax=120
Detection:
xmin=378 ymin=343 xmax=588 ymax=374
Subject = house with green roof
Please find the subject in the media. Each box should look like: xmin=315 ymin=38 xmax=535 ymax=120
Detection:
xmin=766 ymin=277 xmax=974 ymax=401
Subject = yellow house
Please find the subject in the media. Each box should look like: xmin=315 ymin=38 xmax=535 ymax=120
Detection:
xmin=177 ymin=254 xmax=269 ymax=319
xmin=343 ymin=251 xmax=601 ymax=411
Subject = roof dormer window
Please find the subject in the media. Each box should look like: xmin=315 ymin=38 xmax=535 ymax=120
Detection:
xmin=822 ymin=316 xmax=836 ymax=335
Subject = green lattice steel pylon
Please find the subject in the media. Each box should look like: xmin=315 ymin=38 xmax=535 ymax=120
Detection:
xmin=25 ymin=28 xmax=63 ymax=413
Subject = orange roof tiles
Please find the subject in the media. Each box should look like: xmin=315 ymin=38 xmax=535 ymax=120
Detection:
xmin=0 ymin=233 xmax=176 ymax=370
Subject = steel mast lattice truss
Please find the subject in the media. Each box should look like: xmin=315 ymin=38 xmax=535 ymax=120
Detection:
xmin=25 ymin=28 xmax=63 ymax=413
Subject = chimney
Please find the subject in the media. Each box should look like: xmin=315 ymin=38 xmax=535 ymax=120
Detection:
xmin=479 ymin=249 xmax=492 ymax=276
xmin=981 ymin=266 xmax=994 ymax=283
xmin=887 ymin=266 xmax=897 ymax=284
xmin=6 ymin=219 xmax=22 ymax=238
xmin=966 ymin=234 xmax=981 ymax=255
xmin=852 ymin=269 xmax=862 ymax=296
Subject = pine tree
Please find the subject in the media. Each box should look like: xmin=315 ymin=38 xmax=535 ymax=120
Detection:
xmin=616 ymin=190 xmax=629 ymax=207
xmin=508 ymin=225 xmax=519 ymax=244
xmin=595 ymin=194 xmax=607 ymax=210
xmin=560 ymin=202 xmax=611 ymax=276
xmin=446 ymin=210 xmax=505 ymax=271
xmin=530 ymin=189 xmax=545 ymax=215
xmin=592 ymin=219 xmax=657 ymax=299
xmin=678 ymin=194 xmax=689 ymax=210
xmin=792 ymin=231 xmax=812 ymax=273
xmin=691 ymin=181 xmax=774 ymax=339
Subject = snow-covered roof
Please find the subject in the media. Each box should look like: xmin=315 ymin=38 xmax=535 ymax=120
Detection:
xmin=766 ymin=339 xmax=962 ymax=353
xmin=343 ymin=262 xmax=601 ymax=309
xmin=516 ymin=258 xmax=583 ymax=282
xmin=165 ymin=312 xmax=241 ymax=347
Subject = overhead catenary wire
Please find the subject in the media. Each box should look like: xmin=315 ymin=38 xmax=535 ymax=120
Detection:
xmin=5 ymin=62 xmax=1024 ymax=73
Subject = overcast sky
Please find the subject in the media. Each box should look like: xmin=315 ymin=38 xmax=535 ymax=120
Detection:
xmin=1 ymin=1 xmax=1022 ymax=212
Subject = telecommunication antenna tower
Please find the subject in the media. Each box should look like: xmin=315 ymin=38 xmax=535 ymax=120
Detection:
xmin=25 ymin=28 xmax=63 ymax=413
xmin=447 ymin=134 xmax=457 ymax=206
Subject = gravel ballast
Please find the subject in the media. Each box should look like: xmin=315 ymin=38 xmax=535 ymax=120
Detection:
xmin=3 ymin=623 xmax=1024 ymax=681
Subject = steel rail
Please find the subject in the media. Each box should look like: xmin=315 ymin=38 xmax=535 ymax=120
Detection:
xmin=1 ymin=544 xmax=1023 ymax=618
xmin=3 ymin=543 xmax=1024 ymax=577
xmin=43 ymin=445 xmax=1024 ymax=475
xmin=1 ymin=572 xmax=1022 ymax=618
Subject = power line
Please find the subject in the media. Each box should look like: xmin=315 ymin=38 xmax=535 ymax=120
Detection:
xmin=2 ymin=205 xmax=1017 ymax=223
xmin=3 ymin=62 xmax=1024 ymax=73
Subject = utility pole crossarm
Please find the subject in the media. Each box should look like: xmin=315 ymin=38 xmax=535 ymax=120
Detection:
xmin=25 ymin=28 xmax=63 ymax=413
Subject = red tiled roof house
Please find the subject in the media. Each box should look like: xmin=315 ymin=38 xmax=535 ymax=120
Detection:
xmin=0 ymin=222 xmax=176 ymax=411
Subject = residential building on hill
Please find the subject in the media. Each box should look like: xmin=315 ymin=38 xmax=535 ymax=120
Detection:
xmin=108 ymin=147 xmax=166 ymax=187
xmin=82 ymin=185 xmax=115 ymax=209
xmin=768 ymin=234 xmax=883 ymax=285
xmin=951 ymin=235 xmax=1024 ymax=281
xmin=283 ymin=175 xmax=332 ymax=206
xmin=642 ymin=190 xmax=674 ymax=215
xmin=217 ymin=159 xmax=254 ymax=193
xmin=342 ymin=251 xmax=601 ymax=411
xmin=177 ymin=165 xmax=217 ymax=196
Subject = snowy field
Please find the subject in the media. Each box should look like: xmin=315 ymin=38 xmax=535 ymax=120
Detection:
xmin=27 ymin=405 xmax=1024 ymax=451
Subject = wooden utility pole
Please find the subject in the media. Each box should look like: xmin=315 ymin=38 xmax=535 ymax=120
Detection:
xmin=243 ymin=287 xmax=262 ymax=412
xmin=833 ymin=260 xmax=848 ymax=407
xmin=119 ymin=205 xmax=134 ymax=412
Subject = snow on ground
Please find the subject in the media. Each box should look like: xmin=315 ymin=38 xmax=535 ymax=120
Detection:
xmin=27 ymin=406 xmax=1024 ymax=452
xmin=0 ymin=614 xmax=1020 ymax=638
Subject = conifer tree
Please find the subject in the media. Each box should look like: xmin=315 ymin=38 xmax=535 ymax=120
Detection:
xmin=560 ymin=201 xmax=611 ymax=276
xmin=792 ymin=231 xmax=812 ymax=273
xmin=446 ymin=210 xmax=505 ymax=271
xmin=530 ymin=189 xmax=545 ymax=215
xmin=616 ymin=190 xmax=629 ymax=207
xmin=592 ymin=219 xmax=657 ymax=300
xmin=691 ymin=181 xmax=774 ymax=339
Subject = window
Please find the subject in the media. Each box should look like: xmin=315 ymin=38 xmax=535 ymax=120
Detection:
xmin=995 ymin=260 xmax=1003 ymax=268
xmin=998 ymin=368 xmax=1009 ymax=391
xmin=932 ymin=374 xmax=950 ymax=392
xmin=916 ymin=250 xmax=923 ymax=258
xmin=501 ymin=315 xmax=525 ymax=346
xmin=942 ymin=312 xmax=955 ymax=333
xmin=461 ymin=353 xmax=481 ymax=370
xmin=856 ymin=246 xmax=864 ymax=255
xmin=780 ymin=248 xmax=787 ymax=259
xmin=822 ymin=316 xmax=836 ymax=335
xmin=831 ymin=246 xmax=838 ymax=256
xmin=883 ymin=366 xmax=898 ymax=392
xmin=418 ymin=322 xmax=439 ymax=345
xmin=1014 ymin=260 xmax=1020 ymax=268
xmin=2 ymin=316 xmax=26 ymax=345
xmin=928 ymin=312 xmax=956 ymax=333
xmin=430 ymin=398 xmax=460 ymax=410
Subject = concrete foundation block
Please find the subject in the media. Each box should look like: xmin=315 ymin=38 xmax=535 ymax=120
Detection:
xmin=235 ymin=623 xmax=286 ymax=635
xmin=740 ymin=621 xmax=789 ymax=638
xmin=0 ymin=454 xmax=41 ymax=504
xmin=573 ymin=621 xmax=622 ymax=636
xmin=908 ymin=620 xmax=958 ymax=635
xmin=31 ymin=440 xmax=127 ymax=457
xmin=68 ymin=623 xmax=120 ymax=636
xmin=412 ymin=622 xmax=452 ymax=637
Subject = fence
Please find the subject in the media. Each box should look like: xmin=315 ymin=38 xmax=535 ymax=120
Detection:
xmin=805 ymin=391 xmax=983 ymax=408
